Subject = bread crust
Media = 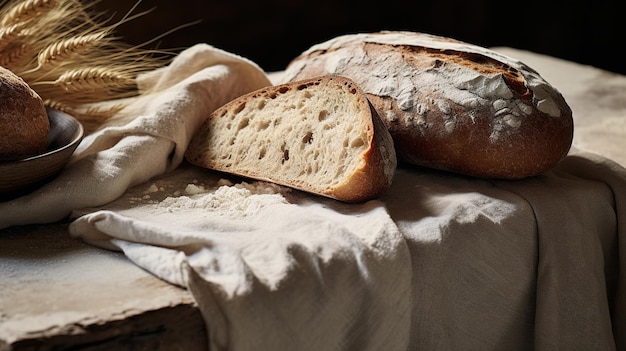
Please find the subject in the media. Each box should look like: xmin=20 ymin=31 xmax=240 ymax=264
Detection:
xmin=282 ymin=31 xmax=574 ymax=179
xmin=186 ymin=75 xmax=397 ymax=203
xmin=0 ymin=66 xmax=49 ymax=161
xmin=329 ymin=96 xmax=396 ymax=202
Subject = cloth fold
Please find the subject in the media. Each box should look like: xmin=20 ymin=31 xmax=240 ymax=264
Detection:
xmin=66 ymin=150 xmax=626 ymax=351
xmin=0 ymin=43 xmax=271 ymax=228
xmin=68 ymin=165 xmax=413 ymax=351
xmin=493 ymin=155 xmax=620 ymax=349
xmin=382 ymin=151 xmax=626 ymax=350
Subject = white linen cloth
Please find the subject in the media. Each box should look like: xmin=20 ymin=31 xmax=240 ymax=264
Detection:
xmin=0 ymin=43 xmax=271 ymax=227
xmin=68 ymin=165 xmax=413 ymax=351
xmin=67 ymin=151 xmax=626 ymax=351
xmin=1 ymin=44 xmax=625 ymax=350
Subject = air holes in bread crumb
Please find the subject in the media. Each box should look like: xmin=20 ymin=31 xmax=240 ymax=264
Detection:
xmin=234 ymin=102 xmax=246 ymax=113
xmin=280 ymin=142 xmax=289 ymax=164
xmin=351 ymin=138 xmax=365 ymax=148
xmin=258 ymin=120 xmax=270 ymax=130
xmin=318 ymin=110 xmax=329 ymax=121
xmin=237 ymin=118 xmax=249 ymax=130
xmin=302 ymin=131 xmax=313 ymax=144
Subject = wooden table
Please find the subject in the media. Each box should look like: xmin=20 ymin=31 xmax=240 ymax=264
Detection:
xmin=0 ymin=221 xmax=206 ymax=350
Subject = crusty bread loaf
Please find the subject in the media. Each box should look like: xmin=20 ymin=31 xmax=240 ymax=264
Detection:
xmin=282 ymin=31 xmax=574 ymax=179
xmin=185 ymin=75 xmax=397 ymax=202
xmin=0 ymin=66 xmax=49 ymax=161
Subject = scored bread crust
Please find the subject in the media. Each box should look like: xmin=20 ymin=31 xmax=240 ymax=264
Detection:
xmin=0 ymin=66 xmax=49 ymax=161
xmin=185 ymin=75 xmax=397 ymax=203
xmin=282 ymin=31 xmax=574 ymax=179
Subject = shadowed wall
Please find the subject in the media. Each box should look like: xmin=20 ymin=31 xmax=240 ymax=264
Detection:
xmin=96 ymin=0 xmax=624 ymax=75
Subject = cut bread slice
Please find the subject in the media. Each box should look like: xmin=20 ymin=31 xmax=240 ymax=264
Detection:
xmin=185 ymin=75 xmax=397 ymax=202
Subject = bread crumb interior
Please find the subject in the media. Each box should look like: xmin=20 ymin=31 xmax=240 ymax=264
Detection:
xmin=201 ymin=80 xmax=370 ymax=189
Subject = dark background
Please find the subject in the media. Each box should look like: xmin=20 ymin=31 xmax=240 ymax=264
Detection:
xmin=96 ymin=0 xmax=624 ymax=75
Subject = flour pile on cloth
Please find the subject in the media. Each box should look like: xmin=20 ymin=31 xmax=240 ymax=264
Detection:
xmin=69 ymin=164 xmax=413 ymax=351
xmin=0 ymin=44 xmax=271 ymax=228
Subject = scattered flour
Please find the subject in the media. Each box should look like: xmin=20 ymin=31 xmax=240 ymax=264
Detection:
xmin=287 ymin=31 xmax=568 ymax=143
xmin=156 ymin=180 xmax=288 ymax=219
xmin=184 ymin=183 xmax=207 ymax=195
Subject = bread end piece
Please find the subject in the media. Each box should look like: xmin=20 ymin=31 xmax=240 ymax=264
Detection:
xmin=0 ymin=66 xmax=49 ymax=161
xmin=185 ymin=75 xmax=397 ymax=202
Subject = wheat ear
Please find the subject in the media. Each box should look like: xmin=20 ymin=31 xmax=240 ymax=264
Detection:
xmin=35 ymin=30 xmax=108 ymax=70
xmin=0 ymin=22 xmax=26 ymax=52
xmin=0 ymin=0 xmax=179 ymax=132
xmin=0 ymin=0 xmax=57 ymax=26
xmin=54 ymin=66 xmax=136 ymax=93
xmin=0 ymin=43 xmax=34 ymax=71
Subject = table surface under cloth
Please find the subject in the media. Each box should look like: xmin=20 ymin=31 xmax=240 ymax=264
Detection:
xmin=1 ymin=47 xmax=626 ymax=351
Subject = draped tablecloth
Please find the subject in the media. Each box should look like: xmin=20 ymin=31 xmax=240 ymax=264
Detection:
xmin=1 ymin=44 xmax=625 ymax=350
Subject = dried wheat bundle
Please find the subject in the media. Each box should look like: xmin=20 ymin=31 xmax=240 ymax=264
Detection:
xmin=0 ymin=0 xmax=175 ymax=133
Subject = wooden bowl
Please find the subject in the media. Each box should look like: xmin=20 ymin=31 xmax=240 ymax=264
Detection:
xmin=0 ymin=108 xmax=84 ymax=198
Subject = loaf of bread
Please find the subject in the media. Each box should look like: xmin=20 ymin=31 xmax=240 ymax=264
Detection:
xmin=281 ymin=31 xmax=574 ymax=179
xmin=185 ymin=75 xmax=397 ymax=202
xmin=0 ymin=66 xmax=49 ymax=161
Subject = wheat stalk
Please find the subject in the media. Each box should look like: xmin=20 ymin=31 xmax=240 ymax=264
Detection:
xmin=0 ymin=0 xmax=180 ymax=133
xmin=44 ymin=98 xmax=125 ymax=131
xmin=0 ymin=0 xmax=57 ymax=26
xmin=0 ymin=21 xmax=25 ymax=51
xmin=53 ymin=66 xmax=136 ymax=92
xmin=35 ymin=30 xmax=108 ymax=70
xmin=0 ymin=43 xmax=34 ymax=71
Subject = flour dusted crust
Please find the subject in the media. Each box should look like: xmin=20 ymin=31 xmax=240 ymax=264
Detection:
xmin=0 ymin=66 xmax=49 ymax=161
xmin=185 ymin=75 xmax=397 ymax=203
xmin=282 ymin=31 xmax=574 ymax=179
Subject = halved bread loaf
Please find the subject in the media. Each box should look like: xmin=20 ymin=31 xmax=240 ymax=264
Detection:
xmin=185 ymin=75 xmax=397 ymax=202
xmin=282 ymin=31 xmax=574 ymax=179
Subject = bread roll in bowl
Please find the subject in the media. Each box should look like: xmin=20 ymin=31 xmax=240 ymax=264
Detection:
xmin=0 ymin=66 xmax=49 ymax=161
xmin=282 ymin=31 xmax=574 ymax=179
